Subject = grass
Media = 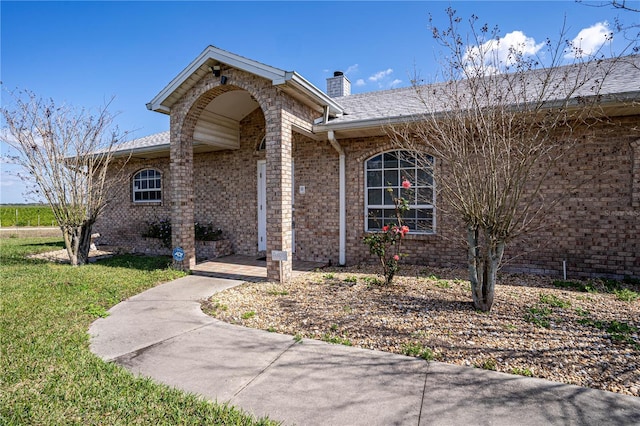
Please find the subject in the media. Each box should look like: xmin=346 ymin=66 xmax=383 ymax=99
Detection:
xmin=0 ymin=237 xmax=276 ymax=425
xmin=523 ymin=305 xmax=552 ymax=328
xmin=476 ymin=358 xmax=497 ymax=371
xmin=510 ymin=367 xmax=534 ymax=377
xmin=401 ymin=342 xmax=435 ymax=361
xmin=539 ymin=293 xmax=571 ymax=308
xmin=241 ymin=311 xmax=256 ymax=320
xmin=614 ymin=288 xmax=639 ymax=302
xmin=0 ymin=204 xmax=57 ymax=227
xmin=362 ymin=276 xmax=382 ymax=286
xmin=320 ymin=333 xmax=353 ymax=346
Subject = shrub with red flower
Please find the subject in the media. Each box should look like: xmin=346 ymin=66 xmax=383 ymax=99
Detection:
xmin=363 ymin=179 xmax=412 ymax=285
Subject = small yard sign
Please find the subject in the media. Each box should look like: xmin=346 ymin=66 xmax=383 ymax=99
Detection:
xmin=271 ymin=250 xmax=288 ymax=261
xmin=172 ymin=247 xmax=185 ymax=262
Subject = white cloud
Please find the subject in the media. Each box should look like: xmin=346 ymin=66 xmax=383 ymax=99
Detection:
xmin=463 ymin=30 xmax=545 ymax=75
xmin=369 ymin=68 xmax=394 ymax=82
xmin=355 ymin=79 xmax=366 ymax=86
xmin=565 ymin=22 xmax=612 ymax=59
xmin=389 ymin=79 xmax=402 ymax=88
xmin=345 ymin=64 xmax=359 ymax=75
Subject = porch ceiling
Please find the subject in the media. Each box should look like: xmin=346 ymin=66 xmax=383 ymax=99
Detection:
xmin=193 ymin=90 xmax=259 ymax=150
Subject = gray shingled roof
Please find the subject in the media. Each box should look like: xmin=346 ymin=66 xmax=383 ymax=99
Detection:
xmin=111 ymin=130 xmax=169 ymax=156
xmin=119 ymin=55 xmax=639 ymax=153
xmin=326 ymin=55 xmax=640 ymax=125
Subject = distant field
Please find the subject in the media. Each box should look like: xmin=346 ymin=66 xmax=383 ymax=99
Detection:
xmin=0 ymin=205 xmax=57 ymax=227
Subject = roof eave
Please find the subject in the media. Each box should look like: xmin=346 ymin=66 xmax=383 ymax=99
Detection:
xmin=280 ymin=72 xmax=345 ymax=117
xmin=111 ymin=143 xmax=171 ymax=159
xmin=147 ymin=45 xmax=288 ymax=113
xmin=147 ymin=46 xmax=346 ymax=118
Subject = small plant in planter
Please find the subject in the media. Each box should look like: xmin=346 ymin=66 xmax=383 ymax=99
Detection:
xmin=363 ymin=179 xmax=411 ymax=285
xmin=194 ymin=222 xmax=224 ymax=242
xmin=142 ymin=218 xmax=172 ymax=248
xmin=142 ymin=219 xmax=224 ymax=248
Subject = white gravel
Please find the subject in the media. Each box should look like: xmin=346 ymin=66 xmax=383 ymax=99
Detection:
xmin=204 ymin=264 xmax=640 ymax=397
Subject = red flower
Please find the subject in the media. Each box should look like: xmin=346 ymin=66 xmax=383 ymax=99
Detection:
xmin=382 ymin=225 xmax=389 ymax=232
xmin=402 ymin=179 xmax=411 ymax=189
xmin=401 ymin=225 xmax=410 ymax=236
xmin=393 ymin=255 xmax=400 ymax=261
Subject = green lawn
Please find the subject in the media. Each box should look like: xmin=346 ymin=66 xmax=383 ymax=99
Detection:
xmin=0 ymin=205 xmax=57 ymax=227
xmin=0 ymin=237 xmax=276 ymax=425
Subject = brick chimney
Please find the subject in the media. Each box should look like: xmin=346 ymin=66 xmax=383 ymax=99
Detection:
xmin=326 ymin=71 xmax=351 ymax=98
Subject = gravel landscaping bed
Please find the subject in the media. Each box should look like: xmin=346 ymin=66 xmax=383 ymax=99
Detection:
xmin=204 ymin=264 xmax=640 ymax=397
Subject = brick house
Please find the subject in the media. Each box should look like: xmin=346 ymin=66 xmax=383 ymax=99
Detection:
xmin=96 ymin=46 xmax=640 ymax=281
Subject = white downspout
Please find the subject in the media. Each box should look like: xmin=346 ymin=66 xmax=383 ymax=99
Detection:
xmin=328 ymin=130 xmax=346 ymax=266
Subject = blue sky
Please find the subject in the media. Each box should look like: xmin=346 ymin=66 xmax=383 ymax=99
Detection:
xmin=1 ymin=0 xmax=637 ymax=203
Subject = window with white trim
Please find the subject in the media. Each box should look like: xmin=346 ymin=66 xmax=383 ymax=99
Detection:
xmin=365 ymin=150 xmax=435 ymax=233
xmin=133 ymin=169 xmax=162 ymax=202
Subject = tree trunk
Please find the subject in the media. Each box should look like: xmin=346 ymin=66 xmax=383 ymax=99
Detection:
xmin=62 ymin=222 xmax=93 ymax=266
xmin=467 ymin=225 xmax=505 ymax=312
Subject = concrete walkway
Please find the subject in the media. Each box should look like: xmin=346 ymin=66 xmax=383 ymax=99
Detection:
xmin=89 ymin=275 xmax=640 ymax=426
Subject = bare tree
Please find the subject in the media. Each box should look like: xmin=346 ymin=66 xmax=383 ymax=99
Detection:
xmin=389 ymin=9 xmax=628 ymax=311
xmin=577 ymin=0 xmax=640 ymax=13
xmin=1 ymin=90 xmax=129 ymax=265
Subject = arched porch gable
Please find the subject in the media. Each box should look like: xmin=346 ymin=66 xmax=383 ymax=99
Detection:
xmin=169 ymin=65 xmax=316 ymax=280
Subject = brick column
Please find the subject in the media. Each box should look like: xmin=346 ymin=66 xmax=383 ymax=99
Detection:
xmin=265 ymin=107 xmax=293 ymax=282
xmin=170 ymin=118 xmax=196 ymax=270
xmin=632 ymin=139 xmax=640 ymax=208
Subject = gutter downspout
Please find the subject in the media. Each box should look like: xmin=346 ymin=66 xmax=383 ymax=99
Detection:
xmin=328 ymin=130 xmax=346 ymax=266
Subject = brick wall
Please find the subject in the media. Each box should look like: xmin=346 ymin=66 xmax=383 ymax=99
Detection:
xmin=95 ymin=158 xmax=172 ymax=251
xmin=97 ymin=61 xmax=638 ymax=280
xmin=340 ymin=120 xmax=640 ymax=280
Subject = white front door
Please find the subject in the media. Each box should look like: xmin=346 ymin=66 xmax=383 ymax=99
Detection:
xmin=257 ymin=160 xmax=295 ymax=253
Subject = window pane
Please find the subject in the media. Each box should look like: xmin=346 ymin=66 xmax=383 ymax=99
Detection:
xmin=400 ymin=188 xmax=413 ymax=203
xmin=383 ymin=208 xmax=397 ymax=219
xmin=134 ymin=192 xmax=141 ymax=201
xmin=417 ymin=187 xmax=433 ymax=203
xmin=368 ymin=189 xmax=382 ymax=205
xmin=404 ymin=219 xmax=417 ymax=230
xmin=384 ymin=188 xmax=398 ymax=205
xmin=383 ymin=152 xmax=398 ymax=168
xmin=417 ymin=208 xmax=433 ymax=219
xmin=416 ymin=220 xmax=433 ymax=232
xmin=141 ymin=180 xmax=148 ymax=189
xmin=383 ymin=170 xmax=399 ymax=186
xmin=398 ymin=151 xmax=414 ymax=168
xmin=400 ymin=168 xmax=415 ymax=184
xmin=140 ymin=170 xmax=147 ymax=179
xmin=367 ymin=170 xmax=382 ymax=187
xmin=156 ymin=179 xmax=161 ymax=188
xmin=367 ymin=155 xmax=383 ymax=169
xmin=368 ymin=218 xmax=380 ymax=230
xmin=417 ymin=169 xmax=433 ymax=186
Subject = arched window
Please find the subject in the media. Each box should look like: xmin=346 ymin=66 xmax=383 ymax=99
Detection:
xmin=132 ymin=169 xmax=162 ymax=202
xmin=365 ymin=150 xmax=435 ymax=233
xmin=257 ymin=136 xmax=266 ymax=151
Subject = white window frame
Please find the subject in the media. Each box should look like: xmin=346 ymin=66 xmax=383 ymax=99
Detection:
xmin=364 ymin=150 xmax=435 ymax=234
xmin=132 ymin=169 xmax=162 ymax=203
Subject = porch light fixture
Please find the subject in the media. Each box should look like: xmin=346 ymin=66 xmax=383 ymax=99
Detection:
xmin=220 ymin=75 xmax=228 ymax=85
xmin=211 ymin=65 xmax=221 ymax=77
